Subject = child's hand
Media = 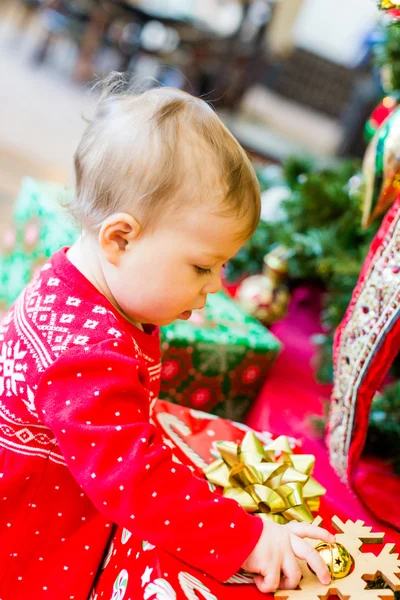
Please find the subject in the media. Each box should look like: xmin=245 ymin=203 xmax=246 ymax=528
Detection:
xmin=241 ymin=520 xmax=335 ymax=594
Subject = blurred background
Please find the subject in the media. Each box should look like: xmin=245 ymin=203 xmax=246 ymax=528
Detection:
xmin=2 ymin=1 xmax=400 ymax=553
xmin=0 ymin=0 xmax=382 ymax=234
xmin=3 ymin=0 xmax=400 ymax=492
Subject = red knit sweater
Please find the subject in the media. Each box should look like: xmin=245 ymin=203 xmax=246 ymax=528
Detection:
xmin=0 ymin=248 xmax=262 ymax=599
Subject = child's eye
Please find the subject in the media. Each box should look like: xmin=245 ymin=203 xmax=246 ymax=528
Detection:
xmin=194 ymin=266 xmax=213 ymax=275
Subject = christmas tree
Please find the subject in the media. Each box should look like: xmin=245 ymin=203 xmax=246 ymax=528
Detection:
xmin=227 ymin=3 xmax=400 ymax=472
xmin=375 ymin=6 xmax=400 ymax=94
xmin=227 ymin=157 xmax=378 ymax=384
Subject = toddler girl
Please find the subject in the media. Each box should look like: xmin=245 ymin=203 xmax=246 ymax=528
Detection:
xmin=0 ymin=82 xmax=333 ymax=599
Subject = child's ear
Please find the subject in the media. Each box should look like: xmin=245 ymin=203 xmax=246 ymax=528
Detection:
xmin=99 ymin=213 xmax=141 ymax=265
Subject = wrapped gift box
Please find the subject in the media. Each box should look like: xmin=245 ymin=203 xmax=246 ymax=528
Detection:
xmin=160 ymin=292 xmax=281 ymax=420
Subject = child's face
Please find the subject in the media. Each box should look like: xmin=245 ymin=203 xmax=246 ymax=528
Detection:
xmin=101 ymin=205 xmax=247 ymax=327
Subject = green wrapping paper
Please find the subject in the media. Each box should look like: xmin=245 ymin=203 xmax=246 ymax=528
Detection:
xmin=160 ymin=292 xmax=281 ymax=420
xmin=0 ymin=178 xmax=76 ymax=309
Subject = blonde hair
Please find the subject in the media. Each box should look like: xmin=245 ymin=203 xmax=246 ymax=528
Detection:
xmin=72 ymin=77 xmax=260 ymax=239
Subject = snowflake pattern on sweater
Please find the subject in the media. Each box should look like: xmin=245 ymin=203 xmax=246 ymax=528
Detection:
xmin=0 ymin=248 xmax=262 ymax=600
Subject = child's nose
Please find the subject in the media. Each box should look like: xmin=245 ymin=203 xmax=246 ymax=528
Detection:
xmin=203 ymin=273 xmax=222 ymax=295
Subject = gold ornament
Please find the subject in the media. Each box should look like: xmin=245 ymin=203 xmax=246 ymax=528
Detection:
xmin=313 ymin=542 xmax=354 ymax=580
xmin=236 ymin=247 xmax=290 ymax=326
xmin=275 ymin=516 xmax=400 ymax=599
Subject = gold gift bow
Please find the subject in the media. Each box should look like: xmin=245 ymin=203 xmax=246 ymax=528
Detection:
xmin=203 ymin=432 xmax=326 ymax=524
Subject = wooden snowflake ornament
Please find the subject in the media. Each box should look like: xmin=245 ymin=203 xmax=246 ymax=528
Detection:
xmin=274 ymin=516 xmax=400 ymax=599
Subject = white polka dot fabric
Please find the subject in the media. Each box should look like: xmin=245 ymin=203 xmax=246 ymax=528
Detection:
xmin=0 ymin=248 xmax=262 ymax=598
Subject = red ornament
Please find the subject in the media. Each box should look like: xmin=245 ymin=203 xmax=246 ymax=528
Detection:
xmin=388 ymin=7 xmax=400 ymax=18
xmin=369 ymin=97 xmax=398 ymax=131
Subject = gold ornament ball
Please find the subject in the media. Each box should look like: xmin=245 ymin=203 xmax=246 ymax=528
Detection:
xmin=314 ymin=542 xmax=354 ymax=580
xmin=236 ymin=274 xmax=274 ymax=322
xmin=236 ymin=249 xmax=290 ymax=326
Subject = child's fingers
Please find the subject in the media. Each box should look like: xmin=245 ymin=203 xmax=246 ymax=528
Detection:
xmin=253 ymin=564 xmax=282 ymax=594
xmin=254 ymin=574 xmax=276 ymax=594
xmin=288 ymin=522 xmax=335 ymax=543
xmin=290 ymin=536 xmax=331 ymax=585
xmin=279 ymin=553 xmax=302 ymax=590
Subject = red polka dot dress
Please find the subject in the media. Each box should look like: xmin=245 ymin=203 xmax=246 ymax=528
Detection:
xmin=0 ymin=248 xmax=262 ymax=599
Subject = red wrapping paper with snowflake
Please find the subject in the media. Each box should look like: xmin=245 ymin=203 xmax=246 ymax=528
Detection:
xmin=159 ymin=291 xmax=281 ymax=421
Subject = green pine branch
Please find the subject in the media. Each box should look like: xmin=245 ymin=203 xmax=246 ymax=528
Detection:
xmin=229 ymin=155 xmax=400 ymax=466
xmin=375 ymin=20 xmax=400 ymax=94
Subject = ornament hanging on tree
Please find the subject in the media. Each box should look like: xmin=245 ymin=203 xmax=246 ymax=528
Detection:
xmin=386 ymin=7 xmax=400 ymax=18
xmin=236 ymin=247 xmax=290 ymax=326
xmin=362 ymin=105 xmax=400 ymax=228
xmin=364 ymin=96 xmax=398 ymax=142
